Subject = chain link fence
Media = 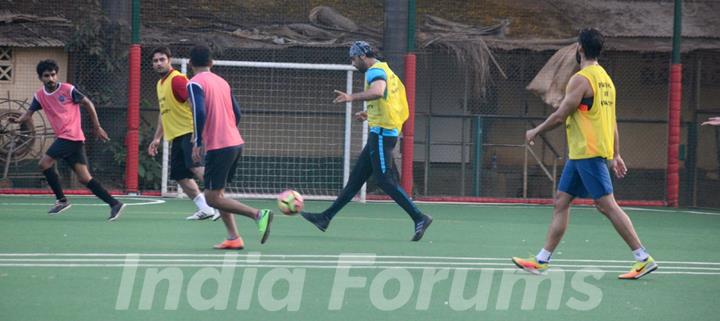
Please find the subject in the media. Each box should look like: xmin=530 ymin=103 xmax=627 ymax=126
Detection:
xmin=0 ymin=1 xmax=131 ymax=191
xmin=411 ymin=47 xmax=720 ymax=207
xmin=2 ymin=1 xmax=719 ymax=207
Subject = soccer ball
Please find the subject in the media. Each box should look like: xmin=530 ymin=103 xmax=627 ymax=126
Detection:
xmin=277 ymin=189 xmax=304 ymax=215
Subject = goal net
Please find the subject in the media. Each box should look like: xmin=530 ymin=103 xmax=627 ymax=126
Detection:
xmin=161 ymin=58 xmax=367 ymax=201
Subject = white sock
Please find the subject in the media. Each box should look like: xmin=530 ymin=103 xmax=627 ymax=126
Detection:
xmin=193 ymin=194 xmax=215 ymax=214
xmin=632 ymin=247 xmax=650 ymax=261
xmin=536 ymin=248 xmax=552 ymax=263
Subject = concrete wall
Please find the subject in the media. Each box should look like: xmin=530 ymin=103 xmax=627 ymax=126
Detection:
xmin=0 ymin=47 xmax=68 ymax=106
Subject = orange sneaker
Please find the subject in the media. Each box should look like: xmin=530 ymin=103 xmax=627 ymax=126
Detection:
xmin=618 ymin=256 xmax=658 ymax=279
xmin=511 ymin=256 xmax=549 ymax=275
xmin=213 ymin=238 xmax=245 ymax=250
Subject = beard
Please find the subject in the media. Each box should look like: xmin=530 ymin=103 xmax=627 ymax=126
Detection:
xmin=154 ymin=65 xmax=169 ymax=74
xmin=355 ymin=61 xmax=369 ymax=73
xmin=575 ymin=50 xmax=582 ymax=64
xmin=45 ymin=82 xmax=58 ymax=90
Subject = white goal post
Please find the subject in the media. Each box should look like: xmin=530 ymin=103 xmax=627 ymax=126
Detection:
xmin=161 ymin=58 xmax=368 ymax=202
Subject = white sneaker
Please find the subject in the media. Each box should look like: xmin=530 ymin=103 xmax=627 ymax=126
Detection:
xmin=211 ymin=209 xmax=221 ymax=221
xmin=186 ymin=210 xmax=214 ymax=220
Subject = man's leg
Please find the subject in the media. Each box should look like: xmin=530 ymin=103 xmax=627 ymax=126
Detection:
xmin=323 ymin=147 xmax=373 ymax=219
xmin=204 ymin=189 xmax=258 ymax=219
xmin=369 ymin=133 xmax=430 ymax=241
xmin=66 ymin=141 xmax=119 ymax=206
xmin=173 ymin=135 xmax=216 ymax=220
xmin=595 ymin=194 xmax=657 ymax=279
xmin=542 ymin=192 xmax=575 ymax=253
xmin=594 ymin=195 xmax=643 ymax=251
xmin=72 ymin=163 xmax=125 ymax=221
xmin=204 ymin=145 xmax=273 ymax=244
xmin=178 ymin=178 xmax=201 ymax=199
xmin=178 ymin=175 xmax=217 ymax=220
xmin=39 ymin=154 xmax=70 ymax=214
xmin=575 ymin=158 xmax=647 ymax=254
xmin=207 ymin=189 xmax=244 ymax=249
xmin=72 ymin=163 xmax=117 ymax=205
xmin=577 ymin=158 xmax=656 ymax=279
xmin=204 ymin=188 xmax=272 ymax=244
xmin=190 ymin=166 xmax=204 ymax=183
xmin=512 ymin=192 xmax=574 ymax=274
xmin=299 ymin=146 xmax=373 ymax=232
xmin=513 ymin=160 xmax=582 ymax=274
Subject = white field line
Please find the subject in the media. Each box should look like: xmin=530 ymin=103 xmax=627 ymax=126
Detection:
xmin=0 ymin=263 xmax=718 ymax=275
xmin=2 ymin=197 xmax=720 ymax=215
xmin=1 ymin=253 xmax=720 ymax=276
xmin=0 ymin=253 xmax=718 ymax=266
xmin=624 ymin=207 xmax=720 ymax=216
xmin=0 ymin=258 xmax=718 ymax=271
xmin=0 ymin=198 xmax=165 ymax=206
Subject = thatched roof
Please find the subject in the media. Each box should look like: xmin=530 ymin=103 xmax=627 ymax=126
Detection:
xmin=3 ymin=0 xmax=720 ymax=51
xmin=552 ymin=0 xmax=720 ymax=39
xmin=4 ymin=1 xmax=719 ymax=100
xmin=0 ymin=11 xmax=72 ymax=47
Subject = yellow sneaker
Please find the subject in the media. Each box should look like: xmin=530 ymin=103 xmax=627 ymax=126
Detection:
xmin=512 ymin=256 xmax=549 ymax=275
xmin=618 ymin=256 xmax=658 ymax=279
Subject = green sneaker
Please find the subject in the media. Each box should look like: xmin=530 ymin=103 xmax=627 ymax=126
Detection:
xmin=257 ymin=209 xmax=274 ymax=244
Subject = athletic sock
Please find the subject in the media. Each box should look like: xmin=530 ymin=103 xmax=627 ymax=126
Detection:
xmin=42 ymin=168 xmax=66 ymax=201
xmin=193 ymin=194 xmax=214 ymax=214
xmin=536 ymin=248 xmax=552 ymax=263
xmin=632 ymin=247 xmax=650 ymax=261
xmin=85 ymin=179 xmax=119 ymax=206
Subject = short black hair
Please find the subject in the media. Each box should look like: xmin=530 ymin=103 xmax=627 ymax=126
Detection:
xmin=151 ymin=47 xmax=172 ymax=59
xmin=36 ymin=59 xmax=59 ymax=78
xmin=578 ymin=28 xmax=604 ymax=60
xmin=189 ymin=45 xmax=212 ymax=67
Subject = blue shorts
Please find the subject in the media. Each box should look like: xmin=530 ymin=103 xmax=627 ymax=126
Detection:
xmin=557 ymin=157 xmax=613 ymax=200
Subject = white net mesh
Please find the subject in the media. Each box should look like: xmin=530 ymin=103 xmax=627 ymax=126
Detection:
xmin=163 ymin=59 xmax=364 ymax=200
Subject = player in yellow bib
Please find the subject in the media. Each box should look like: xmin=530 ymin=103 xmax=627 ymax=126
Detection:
xmin=147 ymin=47 xmax=218 ymax=221
xmin=512 ymin=29 xmax=657 ymax=279
xmin=300 ymin=41 xmax=432 ymax=241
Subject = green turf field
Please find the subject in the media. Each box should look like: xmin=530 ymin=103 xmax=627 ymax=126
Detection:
xmin=1 ymin=195 xmax=719 ymax=321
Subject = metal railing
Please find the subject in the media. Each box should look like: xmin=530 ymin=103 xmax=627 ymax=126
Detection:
xmin=413 ymin=113 xmax=562 ymax=198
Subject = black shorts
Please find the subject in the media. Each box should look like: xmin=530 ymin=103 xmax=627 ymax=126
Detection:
xmin=46 ymin=138 xmax=88 ymax=166
xmin=204 ymin=145 xmax=242 ymax=190
xmin=170 ymin=133 xmax=202 ymax=180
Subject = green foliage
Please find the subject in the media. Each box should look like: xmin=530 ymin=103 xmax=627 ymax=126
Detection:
xmin=98 ymin=117 xmax=162 ymax=190
xmin=66 ymin=4 xmax=129 ymax=74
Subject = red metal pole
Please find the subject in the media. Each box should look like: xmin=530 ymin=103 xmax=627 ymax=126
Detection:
xmin=401 ymin=54 xmax=416 ymax=196
xmin=666 ymin=64 xmax=682 ymax=207
xmin=125 ymin=44 xmax=141 ymax=193
xmin=666 ymin=0 xmax=682 ymax=207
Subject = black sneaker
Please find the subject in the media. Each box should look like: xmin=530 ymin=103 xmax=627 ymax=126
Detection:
xmin=300 ymin=212 xmax=330 ymax=232
xmin=48 ymin=200 xmax=71 ymax=215
xmin=411 ymin=215 xmax=433 ymax=241
xmin=108 ymin=202 xmax=126 ymax=221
